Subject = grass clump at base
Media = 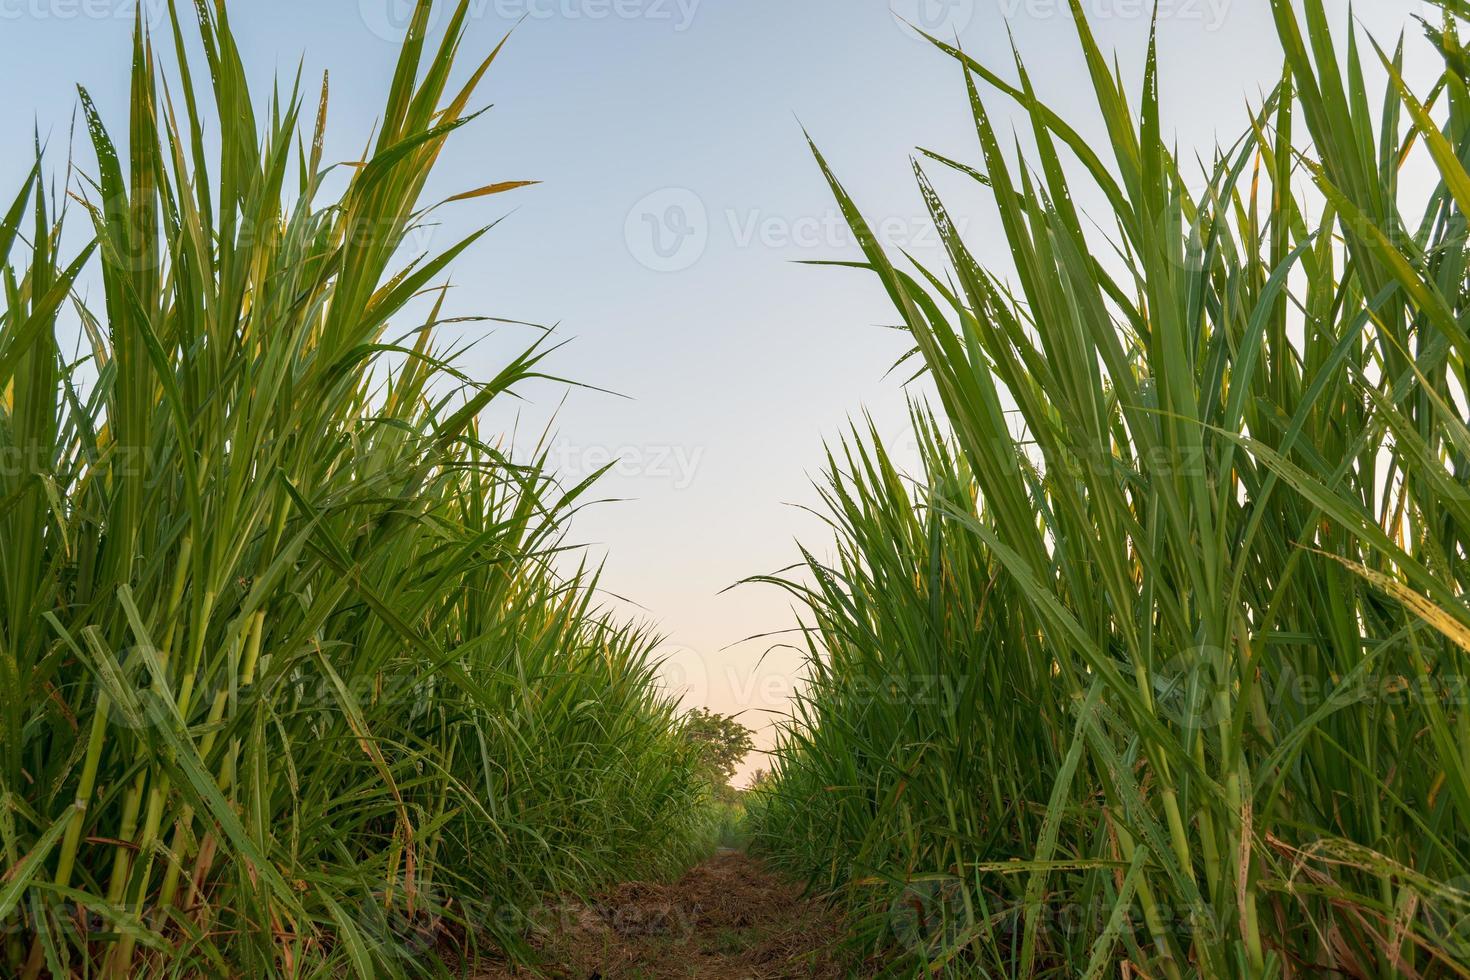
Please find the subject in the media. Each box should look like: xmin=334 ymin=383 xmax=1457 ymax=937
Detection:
xmin=0 ymin=2 xmax=709 ymax=976
xmin=751 ymin=2 xmax=1470 ymax=977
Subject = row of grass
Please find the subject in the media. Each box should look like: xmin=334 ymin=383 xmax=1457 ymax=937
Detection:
xmin=0 ymin=2 xmax=714 ymax=976
xmin=751 ymin=1 xmax=1470 ymax=977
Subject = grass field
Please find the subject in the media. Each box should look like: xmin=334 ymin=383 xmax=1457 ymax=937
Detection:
xmin=0 ymin=3 xmax=717 ymax=976
xmin=750 ymin=1 xmax=1470 ymax=976
xmin=3 ymin=0 xmax=1470 ymax=977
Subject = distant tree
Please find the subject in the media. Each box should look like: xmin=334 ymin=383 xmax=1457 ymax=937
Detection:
xmin=745 ymin=767 xmax=774 ymax=793
xmin=681 ymin=708 xmax=755 ymax=791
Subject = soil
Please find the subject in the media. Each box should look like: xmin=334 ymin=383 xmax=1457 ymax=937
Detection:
xmin=473 ymin=850 xmax=854 ymax=979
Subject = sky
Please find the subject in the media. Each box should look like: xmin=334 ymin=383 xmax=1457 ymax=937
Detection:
xmin=0 ymin=0 xmax=1436 ymax=780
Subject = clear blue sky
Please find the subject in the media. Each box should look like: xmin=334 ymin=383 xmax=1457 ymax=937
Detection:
xmin=0 ymin=0 xmax=1434 ymax=778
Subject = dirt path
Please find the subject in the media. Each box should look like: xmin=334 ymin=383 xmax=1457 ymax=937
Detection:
xmin=475 ymin=850 xmax=851 ymax=979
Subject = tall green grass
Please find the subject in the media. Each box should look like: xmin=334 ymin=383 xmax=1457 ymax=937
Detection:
xmin=0 ymin=2 xmax=708 ymax=976
xmin=752 ymin=2 xmax=1470 ymax=976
